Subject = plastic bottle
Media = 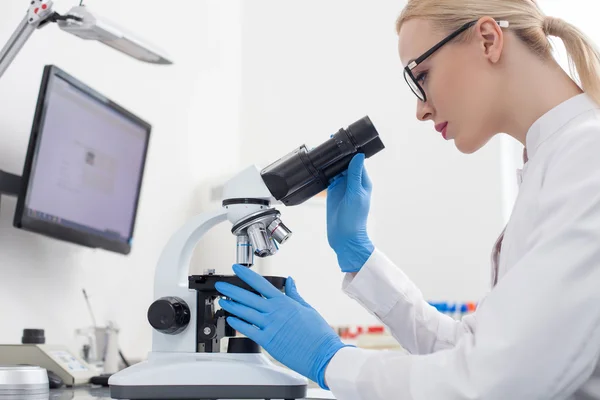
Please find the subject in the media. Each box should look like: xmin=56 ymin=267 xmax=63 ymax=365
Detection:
xmin=459 ymin=303 xmax=468 ymax=320
xmin=447 ymin=303 xmax=457 ymax=319
xmin=467 ymin=302 xmax=477 ymax=314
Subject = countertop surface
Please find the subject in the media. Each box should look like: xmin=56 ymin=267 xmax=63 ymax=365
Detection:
xmin=48 ymin=386 xmax=110 ymax=399
xmin=43 ymin=386 xmax=335 ymax=399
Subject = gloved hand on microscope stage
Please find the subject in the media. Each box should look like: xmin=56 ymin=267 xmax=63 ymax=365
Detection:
xmin=327 ymin=153 xmax=375 ymax=273
xmin=215 ymin=264 xmax=350 ymax=390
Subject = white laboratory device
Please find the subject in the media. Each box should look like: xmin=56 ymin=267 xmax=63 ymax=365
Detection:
xmin=0 ymin=344 xmax=97 ymax=387
xmin=109 ymin=117 xmax=385 ymax=399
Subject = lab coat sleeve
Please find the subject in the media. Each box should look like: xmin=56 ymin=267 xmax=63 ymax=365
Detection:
xmin=341 ymin=249 xmax=477 ymax=354
xmin=326 ymin=132 xmax=600 ymax=400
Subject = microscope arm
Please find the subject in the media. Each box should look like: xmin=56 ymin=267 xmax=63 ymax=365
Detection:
xmin=153 ymin=166 xmax=274 ymax=300
xmin=154 ymin=208 xmax=228 ymax=300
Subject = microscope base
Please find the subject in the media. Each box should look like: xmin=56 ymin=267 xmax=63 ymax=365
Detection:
xmin=108 ymin=351 xmax=308 ymax=399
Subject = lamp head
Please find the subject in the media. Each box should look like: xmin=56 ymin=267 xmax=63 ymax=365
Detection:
xmin=57 ymin=6 xmax=172 ymax=65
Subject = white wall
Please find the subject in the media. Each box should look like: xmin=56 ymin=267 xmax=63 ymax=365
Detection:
xmin=0 ymin=0 xmax=243 ymax=360
xmin=239 ymin=0 xmax=505 ymax=326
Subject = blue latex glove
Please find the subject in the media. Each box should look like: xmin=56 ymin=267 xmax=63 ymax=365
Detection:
xmin=215 ymin=264 xmax=349 ymax=389
xmin=327 ymin=153 xmax=375 ymax=272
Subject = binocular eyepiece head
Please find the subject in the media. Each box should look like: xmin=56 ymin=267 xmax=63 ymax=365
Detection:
xmin=261 ymin=116 xmax=384 ymax=206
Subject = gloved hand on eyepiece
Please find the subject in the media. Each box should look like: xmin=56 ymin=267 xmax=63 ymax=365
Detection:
xmin=326 ymin=153 xmax=375 ymax=273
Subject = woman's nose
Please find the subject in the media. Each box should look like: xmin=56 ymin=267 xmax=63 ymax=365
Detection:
xmin=416 ymin=99 xmax=434 ymax=121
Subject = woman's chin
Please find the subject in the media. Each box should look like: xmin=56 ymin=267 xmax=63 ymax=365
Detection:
xmin=454 ymin=134 xmax=489 ymax=154
xmin=454 ymin=136 xmax=473 ymax=154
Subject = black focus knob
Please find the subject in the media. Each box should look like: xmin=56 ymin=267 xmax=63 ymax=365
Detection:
xmin=147 ymin=297 xmax=190 ymax=335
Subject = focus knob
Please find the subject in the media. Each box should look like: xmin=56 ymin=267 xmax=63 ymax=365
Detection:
xmin=148 ymin=297 xmax=190 ymax=335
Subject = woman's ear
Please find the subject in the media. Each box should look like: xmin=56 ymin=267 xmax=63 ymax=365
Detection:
xmin=475 ymin=17 xmax=505 ymax=64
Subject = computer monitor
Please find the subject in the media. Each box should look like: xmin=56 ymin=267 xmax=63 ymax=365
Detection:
xmin=13 ymin=65 xmax=151 ymax=255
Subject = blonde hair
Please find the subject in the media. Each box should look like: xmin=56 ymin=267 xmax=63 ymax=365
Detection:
xmin=396 ymin=0 xmax=600 ymax=105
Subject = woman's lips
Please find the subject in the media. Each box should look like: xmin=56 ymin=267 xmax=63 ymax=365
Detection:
xmin=435 ymin=122 xmax=449 ymax=139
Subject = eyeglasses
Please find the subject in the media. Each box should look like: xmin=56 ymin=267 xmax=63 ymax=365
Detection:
xmin=404 ymin=19 xmax=509 ymax=102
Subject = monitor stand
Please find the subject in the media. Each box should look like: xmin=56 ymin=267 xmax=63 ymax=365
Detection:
xmin=0 ymin=170 xmax=21 ymax=197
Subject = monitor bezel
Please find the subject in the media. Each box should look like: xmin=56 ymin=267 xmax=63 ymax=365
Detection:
xmin=13 ymin=65 xmax=151 ymax=255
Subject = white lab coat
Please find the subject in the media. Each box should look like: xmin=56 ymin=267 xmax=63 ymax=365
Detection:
xmin=325 ymin=93 xmax=600 ymax=400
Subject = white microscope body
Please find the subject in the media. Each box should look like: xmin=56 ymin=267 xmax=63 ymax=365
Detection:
xmin=108 ymin=116 xmax=384 ymax=399
xmin=109 ymin=166 xmax=307 ymax=400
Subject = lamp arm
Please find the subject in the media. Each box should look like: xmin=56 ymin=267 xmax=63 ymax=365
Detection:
xmin=0 ymin=0 xmax=56 ymax=80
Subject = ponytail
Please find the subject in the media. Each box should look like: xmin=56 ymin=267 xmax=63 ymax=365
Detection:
xmin=544 ymin=16 xmax=600 ymax=106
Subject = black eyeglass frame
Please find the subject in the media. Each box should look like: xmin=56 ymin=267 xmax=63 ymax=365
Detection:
xmin=404 ymin=19 xmax=509 ymax=102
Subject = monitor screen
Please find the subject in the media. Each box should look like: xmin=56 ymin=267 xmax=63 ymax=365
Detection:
xmin=14 ymin=65 xmax=151 ymax=255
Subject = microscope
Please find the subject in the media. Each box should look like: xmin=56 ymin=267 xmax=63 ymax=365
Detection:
xmin=108 ymin=116 xmax=385 ymax=400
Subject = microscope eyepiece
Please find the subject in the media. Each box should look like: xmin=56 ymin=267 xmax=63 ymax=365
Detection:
xmin=260 ymin=116 xmax=385 ymax=206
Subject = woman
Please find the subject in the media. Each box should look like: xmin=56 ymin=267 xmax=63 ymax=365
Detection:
xmin=216 ymin=0 xmax=600 ymax=398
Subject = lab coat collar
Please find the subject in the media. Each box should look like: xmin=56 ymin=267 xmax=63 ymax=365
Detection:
xmin=525 ymin=93 xmax=599 ymax=161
